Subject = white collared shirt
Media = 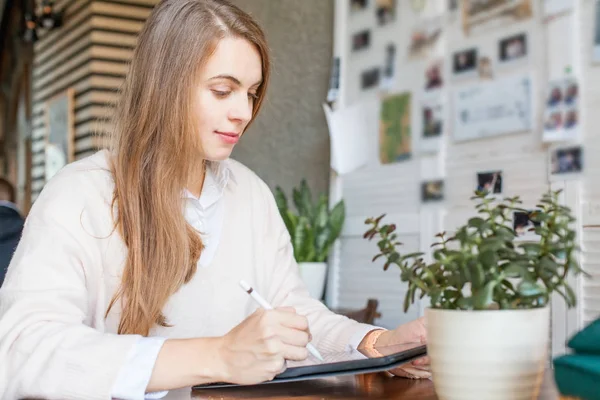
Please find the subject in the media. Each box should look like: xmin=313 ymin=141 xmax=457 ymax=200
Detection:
xmin=111 ymin=161 xmax=233 ymax=400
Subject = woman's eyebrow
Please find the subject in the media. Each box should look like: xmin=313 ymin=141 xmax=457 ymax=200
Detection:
xmin=208 ymin=74 xmax=262 ymax=87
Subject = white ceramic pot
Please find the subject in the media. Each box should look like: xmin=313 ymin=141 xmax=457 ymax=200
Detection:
xmin=298 ymin=262 xmax=327 ymax=300
xmin=426 ymin=307 xmax=550 ymax=400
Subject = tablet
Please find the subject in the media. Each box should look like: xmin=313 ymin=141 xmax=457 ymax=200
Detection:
xmin=193 ymin=342 xmax=427 ymax=389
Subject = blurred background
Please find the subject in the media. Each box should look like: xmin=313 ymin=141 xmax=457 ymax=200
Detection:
xmin=0 ymin=0 xmax=596 ymax=363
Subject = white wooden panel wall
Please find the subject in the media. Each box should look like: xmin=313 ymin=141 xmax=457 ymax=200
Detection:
xmin=329 ymin=0 xmax=596 ymax=337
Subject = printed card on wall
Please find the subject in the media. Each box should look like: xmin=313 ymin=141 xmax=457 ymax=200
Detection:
xmin=420 ymin=93 xmax=443 ymax=154
xmin=453 ymin=74 xmax=532 ymax=142
xmin=549 ymin=145 xmax=583 ymax=181
xmin=543 ymin=78 xmax=578 ymax=142
xmin=379 ymin=92 xmax=411 ymax=164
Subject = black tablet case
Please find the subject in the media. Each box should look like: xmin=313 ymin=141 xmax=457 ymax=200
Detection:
xmin=193 ymin=344 xmax=427 ymax=389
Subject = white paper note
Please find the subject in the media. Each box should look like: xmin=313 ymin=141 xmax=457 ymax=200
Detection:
xmin=323 ymin=101 xmax=372 ymax=175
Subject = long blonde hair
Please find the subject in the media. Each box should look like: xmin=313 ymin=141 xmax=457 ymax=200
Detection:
xmin=106 ymin=0 xmax=271 ymax=336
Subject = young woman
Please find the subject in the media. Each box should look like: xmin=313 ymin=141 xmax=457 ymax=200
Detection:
xmin=0 ymin=1 xmax=430 ymax=399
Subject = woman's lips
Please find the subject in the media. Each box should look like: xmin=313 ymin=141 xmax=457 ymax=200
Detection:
xmin=215 ymin=131 xmax=240 ymax=144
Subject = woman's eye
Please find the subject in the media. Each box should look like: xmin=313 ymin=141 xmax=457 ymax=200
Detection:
xmin=212 ymin=90 xmax=231 ymax=98
xmin=248 ymin=93 xmax=259 ymax=100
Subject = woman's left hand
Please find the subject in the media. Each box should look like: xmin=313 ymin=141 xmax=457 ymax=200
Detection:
xmin=375 ymin=317 xmax=431 ymax=379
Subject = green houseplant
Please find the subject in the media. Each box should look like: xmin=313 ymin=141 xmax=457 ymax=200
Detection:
xmin=275 ymin=179 xmax=345 ymax=299
xmin=364 ymin=190 xmax=587 ymax=400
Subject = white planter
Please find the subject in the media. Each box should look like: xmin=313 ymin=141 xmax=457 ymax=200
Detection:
xmin=298 ymin=262 xmax=327 ymax=300
xmin=426 ymin=307 xmax=550 ymax=400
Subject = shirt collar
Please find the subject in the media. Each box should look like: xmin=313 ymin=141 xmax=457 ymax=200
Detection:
xmin=183 ymin=159 xmax=236 ymax=207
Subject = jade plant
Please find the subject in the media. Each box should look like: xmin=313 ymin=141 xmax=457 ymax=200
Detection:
xmin=364 ymin=190 xmax=588 ymax=312
xmin=275 ymin=179 xmax=345 ymax=263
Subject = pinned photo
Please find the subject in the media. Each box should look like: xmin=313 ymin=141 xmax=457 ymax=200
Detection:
xmin=408 ymin=17 xmax=442 ymax=60
xmin=478 ymin=56 xmax=494 ymax=80
xmin=380 ymin=43 xmax=396 ymax=91
xmin=421 ymin=180 xmax=444 ymax=203
xmin=477 ymin=171 xmax=503 ymax=195
xmin=422 ymin=102 xmax=442 ymax=138
xmin=376 ymin=0 xmax=395 ymax=25
xmin=453 ymin=48 xmax=478 ymax=75
xmin=352 ymin=30 xmax=370 ymax=52
xmin=513 ymin=210 xmax=540 ymax=237
xmin=425 ymin=60 xmax=443 ymax=91
xmin=361 ymin=67 xmax=380 ymax=90
xmin=499 ymin=33 xmax=527 ymax=63
xmin=550 ymin=146 xmax=583 ymax=175
xmin=543 ymin=78 xmax=580 ymax=142
xmin=351 ymin=0 xmax=368 ymax=12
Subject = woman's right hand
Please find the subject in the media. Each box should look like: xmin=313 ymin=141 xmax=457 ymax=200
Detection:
xmin=216 ymin=307 xmax=312 ymax=385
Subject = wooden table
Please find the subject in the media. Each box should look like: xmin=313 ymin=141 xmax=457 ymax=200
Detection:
xmin=161 ymin=370 xmax=560 ymax=399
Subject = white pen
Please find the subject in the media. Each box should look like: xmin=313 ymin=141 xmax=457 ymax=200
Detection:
xmin=239 ymin=280 xmax=324 ymax=362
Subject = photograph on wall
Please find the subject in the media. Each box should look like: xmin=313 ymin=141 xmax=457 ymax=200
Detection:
xmin=453 ymin=48 xmax=478 ymax=77
xmin=550 ymin=145 xmax=583 ymax=177
xmin=380 ymin=43 xmax=397 ymax=91
xmin=453 ymin=74 xmax=532 ymax=142
xmin=351 ymin=0 xmax=368 ymax=13
xmin=476 ymin=171 xmax=503 ymax=195
xmin=425 ymin=59 xmax=443 ymax=91
xmin=361 ymin=67 xmax=381 ymax=90
xmin=543 ymin=77 xmax=579 ymax=142
xmin=408 ymin=17 xmax=443 ymax=60
xmin=379 ymin=92 xmax=411 ymax=164
xmin=478 ymin=56 xmax=494 ymax=79
xmin=420 ymin=95 xmax=443 ymax=154
xmin=543 ymin=0 xmax=574 ymax=18
xmin=594 ymin=0 xmax=600 ymax=63
xmin=499 ymin=33 xmax=527 ymax=64
xmin=376 ymin=0 xmax=395 ymax=25
xmin=462 ymin=0 xmax=533 ymax=35
xmin=352 ymin=30 xmax=371 ymax=52
xmin=421 ymin=180 xmax=444 ymax=203
xmin=326 ymin=57 xmax=340 ymax=103
xmin=45 ymin=88 xmax=75 ymax=181
xmin=513 ymin=210 xmax=540 ymax=238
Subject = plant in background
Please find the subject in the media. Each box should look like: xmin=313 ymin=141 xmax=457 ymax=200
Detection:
xmin=275 ymin=179 xmax=345 ymax=263
xmin=364 ymin=190 xmax=588 ymax=312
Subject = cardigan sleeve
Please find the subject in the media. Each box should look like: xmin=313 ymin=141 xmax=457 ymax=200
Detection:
xmin=0 ymin=169 xmax=140 ymax=400
xmin=260 ymin=183 xmax=378 ymax=354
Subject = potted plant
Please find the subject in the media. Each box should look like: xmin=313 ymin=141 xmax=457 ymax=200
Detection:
xmin=364 ymin=190 xmax=587 ymax=400
xmin=275 ymin=179 xmax=345 ymax=300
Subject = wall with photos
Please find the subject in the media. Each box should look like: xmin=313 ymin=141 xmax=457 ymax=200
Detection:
xmin=30 ymin=0 xmax=157 ymax=201
xmin=327 ymin=0 xmax=592 ymax=340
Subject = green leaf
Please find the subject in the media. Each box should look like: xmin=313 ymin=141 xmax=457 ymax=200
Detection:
xmin=293 ymin=216 xmax=308 ymax=261
xmin=274 ymin=186 xmax=288 ymax=213
xmin=472 ymin=280 xmax=497 ymax=309
xmin=315 ymin=195 xmax=328 ymax=229
xmin=517 ymin=281 xmax=544 ymax=297
xmin=328 ymin=200 xmax=345 ymax=245
xmin=468 ymin=217 xmax=485 ymax=229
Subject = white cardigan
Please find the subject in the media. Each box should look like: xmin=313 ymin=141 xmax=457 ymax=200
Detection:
xmin=0 ymin=151 xmax=376 ymax=400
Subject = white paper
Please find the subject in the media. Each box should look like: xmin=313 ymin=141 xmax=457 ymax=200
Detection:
xmin=323 ymin=102 xmax=372 ymax=175
xmin=453 ymin=74 xmax=533 ymax=143
xmin=543 ymin=0 xmax=574 ymax=18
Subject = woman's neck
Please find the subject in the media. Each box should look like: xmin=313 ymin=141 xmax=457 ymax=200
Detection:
xmin=186 ymin=161 xmax=207 ymax=198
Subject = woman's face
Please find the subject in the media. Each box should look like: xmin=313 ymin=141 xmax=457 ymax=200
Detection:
xmin=195 ymin=37 xmax=263 ymax=161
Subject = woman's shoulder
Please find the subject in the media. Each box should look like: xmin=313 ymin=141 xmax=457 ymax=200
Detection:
xmin=225 ymin=158 xmax=272 ymax=197
xmin=28 ymin=150 xmax=115 ymax=225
